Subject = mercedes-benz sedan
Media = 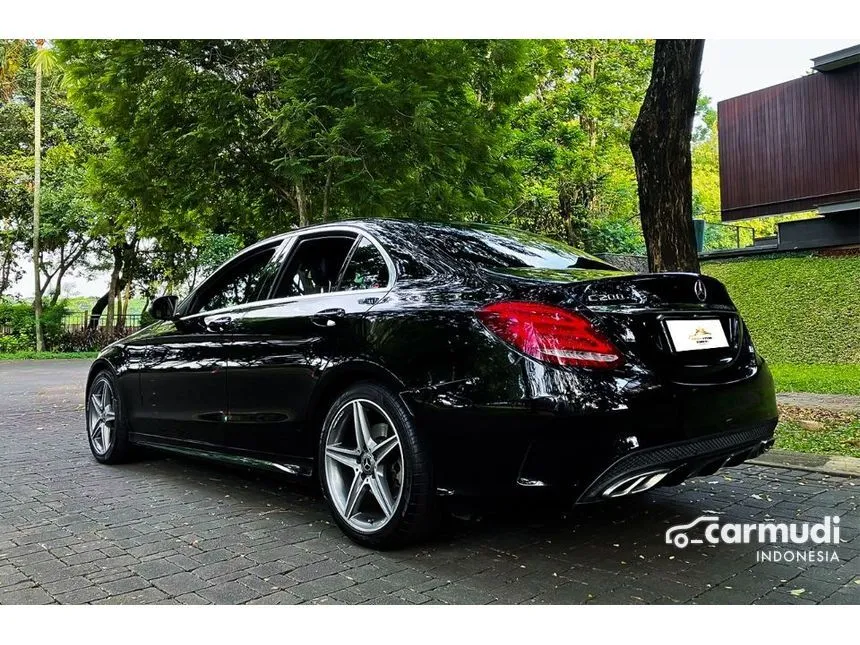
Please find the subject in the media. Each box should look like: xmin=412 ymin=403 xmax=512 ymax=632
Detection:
xmin=85 ymin=220 xmax=778 ymax=547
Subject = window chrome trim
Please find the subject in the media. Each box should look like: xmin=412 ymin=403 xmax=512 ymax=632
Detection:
xmin=179 ymin=224 xmax=396 ymax=322
xmin=181 ymin=288 xmax=393 ymax=321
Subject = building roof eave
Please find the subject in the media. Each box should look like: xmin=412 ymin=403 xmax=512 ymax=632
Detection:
xmin=811 ymin=44 xmax=860 ymax=72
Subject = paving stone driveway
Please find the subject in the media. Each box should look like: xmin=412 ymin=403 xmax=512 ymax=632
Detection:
xmin=1 ymin=360 xmax=858 ymax=605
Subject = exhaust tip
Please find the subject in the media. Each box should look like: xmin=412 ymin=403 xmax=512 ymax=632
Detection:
xmin=602 ymin=470 xmax=670 ymax=498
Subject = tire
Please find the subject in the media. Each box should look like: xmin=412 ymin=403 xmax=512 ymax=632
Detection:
xmin=86 ymin=369 xmax=134 ymax=464
xmin=318 ymin=382 xmax=435 ymax=548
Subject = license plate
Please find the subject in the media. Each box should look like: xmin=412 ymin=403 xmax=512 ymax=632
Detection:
xmin=665 ymin=319 xmax=729 ymax=352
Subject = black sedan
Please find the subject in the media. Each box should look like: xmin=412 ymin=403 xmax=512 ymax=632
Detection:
xmin=85 ymin=220 xmax=778 ymax=547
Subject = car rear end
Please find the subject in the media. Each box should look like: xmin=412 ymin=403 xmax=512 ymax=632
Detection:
xmin=371 ymin=222 xmax=777 ymax=503
xmin=471 ymin=269 xmax=778 ymax=502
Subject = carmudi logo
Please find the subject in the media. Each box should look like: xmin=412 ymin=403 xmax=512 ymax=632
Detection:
xmin=665 ymin=515 xmax=842 ymax=563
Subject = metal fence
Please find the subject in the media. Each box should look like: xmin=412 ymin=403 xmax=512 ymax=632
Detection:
xmin=61 ymin=312 xmax=143 ymax=332
xmin=702 ymin=221 xmax=757 ymax=252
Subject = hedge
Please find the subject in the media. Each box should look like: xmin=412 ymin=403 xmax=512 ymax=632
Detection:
xmin=0 ymin=300 xmax=68 ymax=352
xmin=702 ymin=254 xmax=860 ymax=364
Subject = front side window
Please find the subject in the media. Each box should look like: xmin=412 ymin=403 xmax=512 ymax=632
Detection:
xmin=273 ymin=235 xmax=356 ymax=299
xmin=196 ymin=248 xmax=276 ymax=313
xmin=339 ymin=237 xmax=390 ymax=291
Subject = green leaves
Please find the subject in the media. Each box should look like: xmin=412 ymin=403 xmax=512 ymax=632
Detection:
xmin=509 ymin=39 xmax=652 ymax=250
xmin=30 ymin=45 xmax=60 ymax=79
xmin=58 ymin=40 xmax=540 ymax=234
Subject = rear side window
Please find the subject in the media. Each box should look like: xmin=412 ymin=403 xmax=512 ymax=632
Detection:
xmin=339 ymin=237 xmax=390 ymax=291
xmin=273 ymin=235 xmax=356 ymax=298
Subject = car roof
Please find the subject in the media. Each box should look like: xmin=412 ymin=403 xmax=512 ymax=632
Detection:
xmin=252 ymin=218 xmax=609 ymax=267
xmin=257 ymin=218 xmax=544 ymax=242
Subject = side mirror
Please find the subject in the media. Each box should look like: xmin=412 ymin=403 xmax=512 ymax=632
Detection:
xmin=150 ymin=295 xmax=179 ymax=321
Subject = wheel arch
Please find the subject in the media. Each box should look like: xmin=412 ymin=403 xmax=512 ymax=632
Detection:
xmin=305 ymin=359 xmax=409 ymax=451
xmin=85 ymin=357 xmax=118 ymax=397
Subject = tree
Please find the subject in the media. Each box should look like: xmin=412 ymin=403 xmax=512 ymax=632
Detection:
xmin=0 ymin=40 xmax=26 ymax=102
xmin=58 ymin=40 xmax=539 ymax=237
xmin=630 ymin=39 xmax=704 ymax=273
xmin=1 ymin=40 xmax=32 ymax=298
xmin=39 ymin=155 xmax=93 ymax=304
xmin=30 ymin=40 xmax=60 ymax=350
xmin=511 ymin=40 xmax=652 ymax=250
xmin=0 ymin=101 xmax=30 ymax=296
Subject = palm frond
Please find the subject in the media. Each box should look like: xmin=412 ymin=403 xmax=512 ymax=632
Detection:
xmin=30 ymin=44 xmax=60 ymax=76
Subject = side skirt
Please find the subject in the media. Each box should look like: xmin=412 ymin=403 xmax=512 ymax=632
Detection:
xmin=132 ymin=437 xmax=314 ymax=478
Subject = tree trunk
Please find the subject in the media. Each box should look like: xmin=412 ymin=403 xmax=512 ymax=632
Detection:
xmin=296 ymin=182 xmax=309 ymax=227
xmin=50 ymin=266 xmax=66 ymax=305
xmin=120 ymin=280 xmax=131 ymax=327
xmin=0 ymin=251 xmax=14 ymax=297
xmin=49 ymin=243 xmax=87 ymax=306
xmin=630 ymin=39 xmax=704 ymax=273
xmin=32 ymin=43 xmax=44 ymax=351
xmin=88 ymin=291 xmax=110 ymax=330
xmin=321 ymin=167 xmax=332 ymax=222
xmin=105 ymin=246 xmax=123 ymax=330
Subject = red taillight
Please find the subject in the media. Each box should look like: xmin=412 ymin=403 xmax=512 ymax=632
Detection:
xmin=477 ymin=301 xmax=622 ymax=369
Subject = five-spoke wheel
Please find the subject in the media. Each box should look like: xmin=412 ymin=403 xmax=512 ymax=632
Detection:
xmin=324 ymin=399 xmax=404 ymax=533
xmin=88 ymin=376 xmax=116 ymax=456
xmin=86 ymin=370 xmax=132 ymax=463
xmin=319 ymin=382 xmax=434 ymax=548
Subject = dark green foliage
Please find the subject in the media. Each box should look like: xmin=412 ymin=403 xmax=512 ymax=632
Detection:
xmin=0 ymin=350 xmax=97 ymax=359
xmin=0 ymin=299 xmax=67 ymax=351
xmin=509 ymin=40 xmax=653 ymax=251
xmin=581 ymin=217 xmax=644 ymax=254
xmin=57 ymin=40 xmax=540 ymax=237
xmin=702 ymin=255 xmax=860 ymax=364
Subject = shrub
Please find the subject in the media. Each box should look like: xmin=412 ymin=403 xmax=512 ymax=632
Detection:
xmin=582 ymin=218 xmax=645 ymax=255
xmin=0 ymin=299 xmax=68 ymax=352
xmin=53 ymin=327 xmax=129 ymax=353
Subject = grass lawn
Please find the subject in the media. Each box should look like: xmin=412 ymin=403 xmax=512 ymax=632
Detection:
xmin=770 ymin=363 xmax=860 ymax=396
xmin=702 ymin=254 xmax=860 ymax=364
xmin=0 ymin=351 xmax=98 ymax=360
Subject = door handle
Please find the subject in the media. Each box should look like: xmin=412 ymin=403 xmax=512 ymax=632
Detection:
xmin=311 ymin=308 xmax=346 ymax=328
xmin=204 ymin=314 xmax=234 ymax=333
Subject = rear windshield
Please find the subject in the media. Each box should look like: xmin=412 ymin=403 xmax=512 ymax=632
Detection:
xmin=426 ymin=224 xmax=620 ymax=271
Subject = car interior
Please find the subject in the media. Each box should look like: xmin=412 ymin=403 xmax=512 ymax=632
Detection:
xmin=274 ymin=235 xmax=357 ymax=298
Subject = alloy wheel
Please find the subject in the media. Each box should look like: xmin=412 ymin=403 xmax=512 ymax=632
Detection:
xmin=88 ymin=377 xmax=116 ymax=456
xmin=323 ymin=398 xmax=405 ymax=533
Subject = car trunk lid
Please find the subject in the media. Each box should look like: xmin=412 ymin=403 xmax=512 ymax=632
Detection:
xmin=482 ymin=268 xmax=751 ymax=381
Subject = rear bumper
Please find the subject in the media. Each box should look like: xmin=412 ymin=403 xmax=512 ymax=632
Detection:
xmin=575 ymin=420 xmax=776 ymax=502
xmin=407 ymin=357 xmax=779 ymax=500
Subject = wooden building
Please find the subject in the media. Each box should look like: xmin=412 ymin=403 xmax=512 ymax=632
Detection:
xmin=716 ymin=43 xmax=860 ymax=253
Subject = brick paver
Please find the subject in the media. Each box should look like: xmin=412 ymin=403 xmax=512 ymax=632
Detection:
xmin=0 ymin=360 xmax=857 ymax=604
